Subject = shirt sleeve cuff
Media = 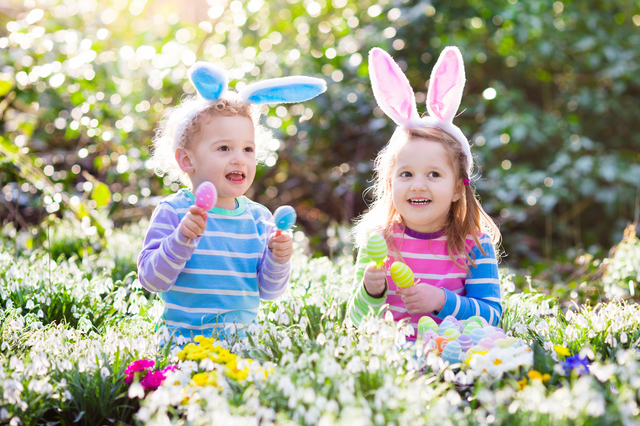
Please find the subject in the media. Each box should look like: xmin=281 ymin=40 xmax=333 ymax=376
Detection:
xmin=359 ymin=279 xmax=387 ymax=305
xmin=434 ymin=288 xmax=457 ymax=320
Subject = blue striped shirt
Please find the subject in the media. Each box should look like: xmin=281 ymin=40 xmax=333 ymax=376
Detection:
xmin=137 ymin=190 xmax=290 ymax=340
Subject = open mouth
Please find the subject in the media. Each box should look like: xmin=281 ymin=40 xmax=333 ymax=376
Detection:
xmin=226 ymin=171 xmax=245 ymax=182
xmin=408 ymin=198 xmax=431 ymax=205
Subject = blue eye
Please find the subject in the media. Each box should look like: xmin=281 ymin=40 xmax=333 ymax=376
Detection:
xmin=400 ymin=171 xmax=412 ymax=177
xmin=244 ymin=147 xmax=254 ymax=152
xmin=428 ymin=172 xmax=440 ymax=178
xmin=218 ymin=146 xmax=229 ymax=151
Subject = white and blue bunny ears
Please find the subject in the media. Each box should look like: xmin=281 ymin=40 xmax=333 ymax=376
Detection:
xmin=369 ymin=47 xmax=473 ymax=173
xmin=188 ymin=61 xmax=327 ymax=105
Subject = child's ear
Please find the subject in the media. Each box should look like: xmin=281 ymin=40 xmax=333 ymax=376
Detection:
xmin=452 ymin=183 xmax=464 ymax=203
xmin=175 ymin=148 xmax=195 ymax=174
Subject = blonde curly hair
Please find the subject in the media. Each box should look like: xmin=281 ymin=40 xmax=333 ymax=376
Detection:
xmin=150 ymin=93 xmax=272 ymax=188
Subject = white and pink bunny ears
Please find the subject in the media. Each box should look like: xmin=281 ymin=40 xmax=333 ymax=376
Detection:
xmin=174 ymin=62 xmax=326 ymax=148
xmin=369 ymin=47 xmax=473 ymax=173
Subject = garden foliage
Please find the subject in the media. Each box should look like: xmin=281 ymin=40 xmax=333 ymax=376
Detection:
xmin=1 ymin=223 xmax=640 ymax=425
xmin=1 ymin=0 xmax=640 ymax=262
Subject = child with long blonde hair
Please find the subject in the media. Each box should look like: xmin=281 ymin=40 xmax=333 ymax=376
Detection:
xmin=347 ymin=47 xmax=501 ymax=339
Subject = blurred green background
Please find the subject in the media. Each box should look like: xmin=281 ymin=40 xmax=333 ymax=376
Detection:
xmin=1 ymin=0 xmax=640 ymax=271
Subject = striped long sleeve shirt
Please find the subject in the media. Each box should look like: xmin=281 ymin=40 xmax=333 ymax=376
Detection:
xmin=137 ymin=190 xmax=291 ymax=340
xmin=347 ymin=227 xmax=501 ymax=339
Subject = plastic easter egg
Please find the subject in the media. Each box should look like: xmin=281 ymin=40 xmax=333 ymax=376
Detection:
xmin=488 ymin=331 xmax=507 ymax=341
xmin=438 ymin=320 xmax=457 ymax=336
xmin=194 ymin=181 xmax=217 ymax=210
xmin=421 ymin=329 xmax=438 ymax=349
xmin=390 ymin=262 xmax=415 ymax=288
xmin=441 ymin=341 xmax=463 ymax=363
xmin=435 ymin=337 xmax=449 ymax=354
xmin=442 ymin=315 xmax=461 ymax=329
xmin=493 ymin=338 xmax=509 ymax=348
xmin=469 ymin=328 xmax=486 ymax=344
xmin=443 ymin=328 xmax=460 ymax=341
xmin=479 ymin=337 xmax=495 ymax=350
xmin=467 ymin=345 xmax=488 ymax=356
xmin=466 ymin=315 xmax=483 ymax=327
xmin=505 ymin=337 xmax=518 ymax=346
xmin=418 ymin=316 xmax=438 ymax=335
xmin=456 ymin=334 xmax=473 ymax=352
xmin=366 ymin=232 xmax=388 ymax=265
xmin=274 ymin=206 xmax=297 ymax=231
xmin=479 ymin=317 xmax=489 ymax=327
xmin=463 ymin=321 xmax=481 ymax=335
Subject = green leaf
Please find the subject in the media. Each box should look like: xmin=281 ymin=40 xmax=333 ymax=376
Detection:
xmin=91 ymin=182 xmax=112 ymax=208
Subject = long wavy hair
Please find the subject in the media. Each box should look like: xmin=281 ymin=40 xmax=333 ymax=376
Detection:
xmin=352 ymin=127 xmax=501 ymax=268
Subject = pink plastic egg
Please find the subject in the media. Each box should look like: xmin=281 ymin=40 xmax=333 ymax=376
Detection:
xmin=194 ymin=181 xmax=217 ymax=210
xmin=479 ymin=337 xmax=495 ymax=350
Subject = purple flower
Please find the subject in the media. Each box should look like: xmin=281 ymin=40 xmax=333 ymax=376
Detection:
xmin=140 ymin=370 xmax=166 ymax=390
xmin=124 ymin=359 xmax=155 ymax=384
xmin=561 ymin=354 xmax=590 ymax=376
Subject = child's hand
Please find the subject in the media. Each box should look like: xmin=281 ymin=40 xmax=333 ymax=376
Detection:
xmin=268 ymin=231 xmax=293 ymax=263
xmin=396 ymin=284 xmax=446 ymax=315
xmin=363 ymin=262 xmax=386 ymax=298
xmin=178 ymin=205 xmax=208 ymax=239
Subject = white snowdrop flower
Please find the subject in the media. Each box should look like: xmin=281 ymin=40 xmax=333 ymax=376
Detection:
xmin=302 ymin=387 xmax=316 ymax=404
xmin=200 ymin=358 xmax=216 ymax=371
xmin=287 ymin=393 xmax=298 ymax=409
xmin=277 ymin=375 xmax=296 ymax=397
xmin=281 ymin=335 xmax=292 ymax=350
xmin=620 ymin=332 xmax=628 ymax=344
xmin=444 ymin=369 xmax=456 ymax=382
xmin=316 ymin=333 xmax=327 ymax=345
xmin=346 ymin=356 xmax=364 ymax=374
xmin=368 ymin=356 xmax=380 ymax=372
xmin=374 ymin=413 xmax=385 ymax=425
xmin=279 ymin=312 xmax=290 ymax=326
xmin=100 ymin=367 xmax=111 ymax=379
xmin=305 ymin=406 xmax=321 ymax=425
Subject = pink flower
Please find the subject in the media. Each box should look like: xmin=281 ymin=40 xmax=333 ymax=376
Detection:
xmin=140 ymin=370 xmax=166 ymax=390
xmin=162 ymin=365 xmax=179 ymax=374
xmin=125 ymin=359 xmax=155 ymax=375
xmin=125 ymin=359 xmax=155 ymax=384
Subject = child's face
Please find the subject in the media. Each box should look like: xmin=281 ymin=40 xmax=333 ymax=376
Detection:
xmin=181 ymin=113 xmax=256 ymax=209
xmin=392 ymin=138 xmax=462 ymax=233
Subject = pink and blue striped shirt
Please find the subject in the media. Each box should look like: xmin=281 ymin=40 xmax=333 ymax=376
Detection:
xmin=347 ymin=227 xmax=501 ymax=339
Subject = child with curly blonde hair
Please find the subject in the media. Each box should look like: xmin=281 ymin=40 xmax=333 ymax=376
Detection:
xmin=138 ymin=62 xmax=325 ymax=342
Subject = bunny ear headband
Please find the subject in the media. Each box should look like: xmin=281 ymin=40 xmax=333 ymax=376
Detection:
xmin=369 ymin=47 xmax=473 ymax=173
xmin=174 ymin=62 xmax=327 ymax=148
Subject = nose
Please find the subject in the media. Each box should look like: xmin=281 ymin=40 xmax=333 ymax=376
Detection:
xmin=230 ymin=150 xmax=246 ymax=165
xmin=409 ymin=177 xmax=428 ymax=191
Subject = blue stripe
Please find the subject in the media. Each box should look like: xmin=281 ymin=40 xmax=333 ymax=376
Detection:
xmin=164 ymin=292 xmax=260 ymax=311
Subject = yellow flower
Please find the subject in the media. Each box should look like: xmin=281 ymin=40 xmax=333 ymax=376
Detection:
xmin=528 ymin=370 xmax=542 ymax=381
xmin=493 ymin=358 xmax=503 ymax=366
xmin=554 ymin=346 xmax=571 ymax=357
xmin=186 ymin=347 xmax=210 ymax=361
xmin=177 ymin=342 xmax=197 ymax=361
xmin=518 ymin=377 xmax=527 ymax=390
xmin=225 ymin=358 xmax=250 ymax=381
xmin=194 ymin=336 xmax=216 ymax=346
xmin=191 ymin=371 xmax=218 ymax=387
